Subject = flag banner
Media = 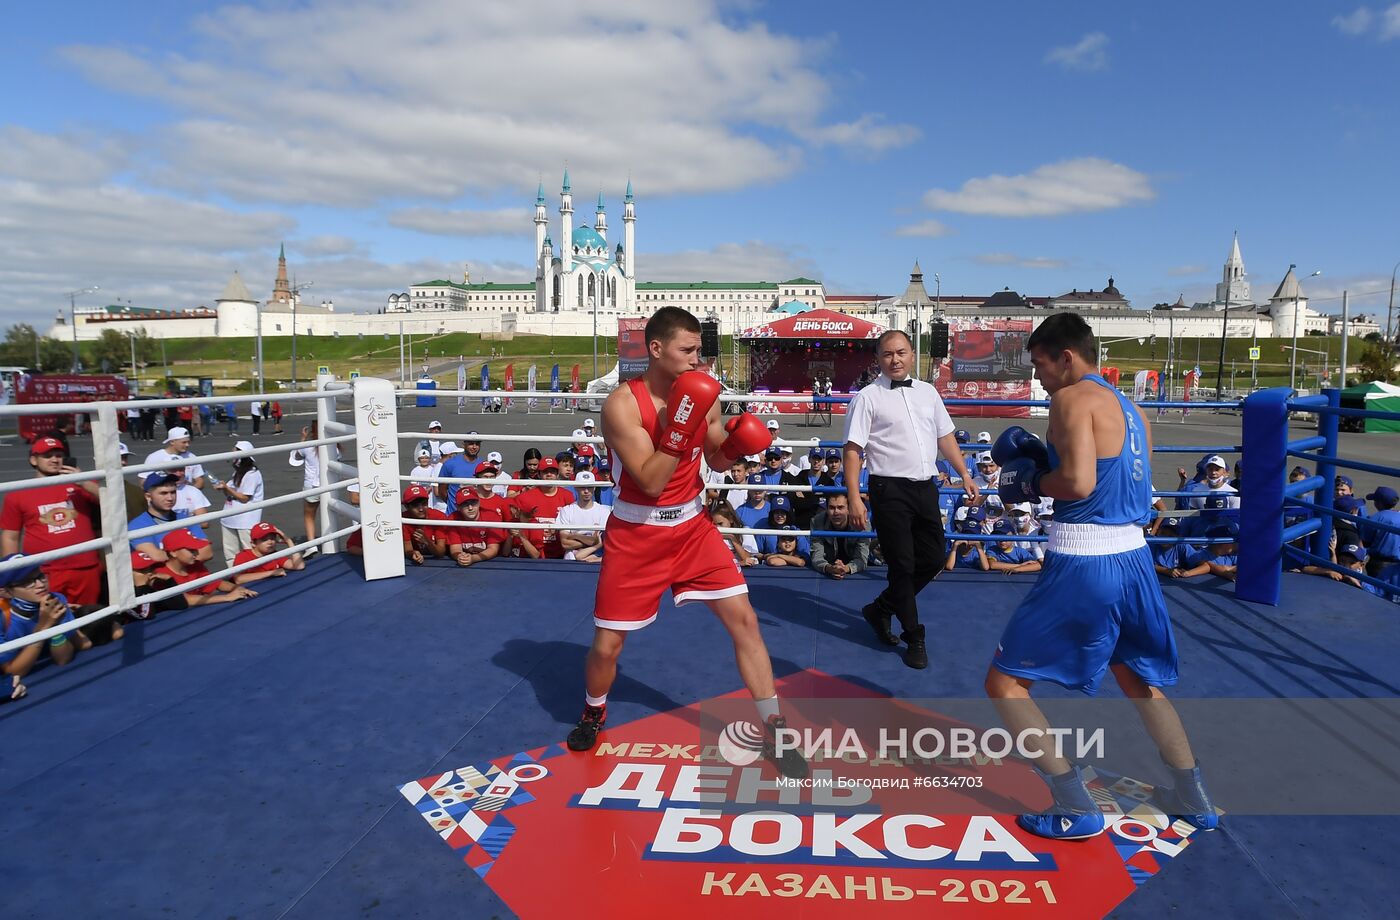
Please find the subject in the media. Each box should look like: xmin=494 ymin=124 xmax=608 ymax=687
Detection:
xmin=504 ymin=364 xmax=514 ymax=410
xmin=527 ymin=365 xmax=538 ymax=411
xmin=457 ymin=363 xmax=466 ymax=412
xmin=570 ymin=364 xmax=581 ymax=409
xmin=550 ymin=364 xmax=562 ymax=409
xmin=481 ymin=364 xmax=490 ymax=410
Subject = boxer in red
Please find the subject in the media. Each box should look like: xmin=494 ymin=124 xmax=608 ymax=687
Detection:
xmin=566 ymin=307 xmax=806 ymax=777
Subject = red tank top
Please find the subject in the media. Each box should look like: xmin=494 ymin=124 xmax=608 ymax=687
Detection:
xmin=616 ymin=377 xmax=707 ymax=506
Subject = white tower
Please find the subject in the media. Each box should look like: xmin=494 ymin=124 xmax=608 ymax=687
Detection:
xmin=594 ymin=190 xmax=607 ymax=242
xmin=559 ymin=169 xmax=574 ymax=274
xmin=622 ymin=178 xmax=636 ymax=281
xmin=533 ymin=181 xmax=548 ymax=279
xmin=1215 ymin=232 xmax=1251 ymax=307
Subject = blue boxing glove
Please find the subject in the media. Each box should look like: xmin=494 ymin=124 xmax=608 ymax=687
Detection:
xmin=991 ymin=426 xmax=1050 ymax=469
xmin=999 ymin=457 xmax=1046 ymax=504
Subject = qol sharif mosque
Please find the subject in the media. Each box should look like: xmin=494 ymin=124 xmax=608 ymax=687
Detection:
xmin=532 ymin=169 xmax=637 ymax=314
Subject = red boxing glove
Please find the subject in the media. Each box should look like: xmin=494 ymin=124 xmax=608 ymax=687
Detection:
xmin=658 ymin=371 xmax=721 ymax=457
xmin=720 ymin=413 xmax=772 ymax=462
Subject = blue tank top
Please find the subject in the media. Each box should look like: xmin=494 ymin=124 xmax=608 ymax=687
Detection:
xmin=1045 ymin=374 xmax=1152 ymax=526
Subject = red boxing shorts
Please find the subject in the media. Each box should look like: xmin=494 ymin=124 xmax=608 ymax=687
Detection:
xmin=44 ymin=564 xmax=103 ymax=605
xmin=593 ymin=496 xmax=746 ymax=631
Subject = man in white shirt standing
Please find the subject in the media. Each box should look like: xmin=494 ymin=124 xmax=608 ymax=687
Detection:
xmin=556 ymin=470 xmax=611 ymax=563
xmin=844 ymin=330 xmax=977 ymax=669
xmin=145 ymin=427 xmax=206 ymax=489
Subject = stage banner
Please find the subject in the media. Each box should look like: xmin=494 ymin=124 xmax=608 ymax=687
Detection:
xmin=16 ymin=374 xmax=129 ymax=440
xmin=618 ymin=317 xmax=650 ymax=380
xmin=480 ymin=364 xmax=490 ymax=410
xmin=504 ymin=364 xmax=514 ymax=410
xmin=527 ymin=365 xmax=538 ymax=411
xmin=457 ymin=362 xmax=466 ymax=412
xmin=932 ymin=319 xmax=1032 ymax=418
xmin=550 ymin=364 xmax=562 ymax=409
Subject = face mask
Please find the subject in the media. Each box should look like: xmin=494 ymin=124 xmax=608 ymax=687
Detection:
xmin=1207 ymin=472 xmax=1227 ymax=487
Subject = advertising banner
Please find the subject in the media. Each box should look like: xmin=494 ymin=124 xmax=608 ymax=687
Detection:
xmin=618 ymin=317 xmax=650 ymax=380
xmin=503 ymin=364 xmax=514 ymax=410
xmin=480 ymin=364 xmax=490 ymax=411
xmin=456 ymin=363 xmax=466 ymax=412
xmin=550 ymin=364 xmax=562 ymax=409
xmin=932 ymin=319 xmax=1032 ymax=418
xmin=527 ymin=364 xmax=538 ymax=411
xmin=16 ymin=374 xmax=129 ymax=440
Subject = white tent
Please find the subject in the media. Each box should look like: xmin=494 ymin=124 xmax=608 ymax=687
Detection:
xmin=585 ymin=363 xmax=619 ymax=395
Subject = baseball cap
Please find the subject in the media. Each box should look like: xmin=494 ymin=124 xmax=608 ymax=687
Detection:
xmin=1336 ymin=475 xmax=1354 ymax=488
xmin=119 ymin=442 xmax=131 ymax=457
xmin=438 ymin=441 xmax=461 ymax=456
xmin=808 ymin=447 xmax=823 ymax=459
xmin=1339 ymin=543 xmax=1368 ymax=561
xmin=1159 ymin=517 xmax=1181 ymax=530
xmin=572 ymin=428 xmax=588 ymax=439
xmin=129 ymin=549 xmax=160 ymax=571
xmin=992 ymin=519 xmax=1015 ymax=535
xmin=428 ymin=419 xmax=442 ymax=429
xmin=575 ymin=470 xmax=597 ymax=484
xmin=1203 ymin=454 xmax=1227 ymax=470
xmin=538 ymin=457 xmax=559 ymax=472
xmin=142 ymin=472 xmax=180 ymax=491
xmin=463 ymin=430 xmax=480 ymax=443
xmin=163 ymin=528 xmax=209 ymax=552
xmin=769 ymin=495 xmax=792 ymax=512
xmin=954 ymin=429 xmax=970 ymax=443
xmin=824 ymin=448 xmax=841 ymax=460
xmin=415 ymin=448 xmax=431 ymax=459
xmin=1289 ymin=465 xmax=1310 ymax=478
xmin=966 ymin=506 xmax=986 ymax=523
xmin=747 ymin=473 xmax=765 ymax=485
xmin=976 ymin=431 xmax=992 ymax=443
xmin=0 ymin=553 xmax=43 ymax=588
xmin=234 ymin=440 xmax=255 ymax=453
xmin=402 ymin=484 xmax=430 ymax=503
xmin=1367 ymin=486 xmax=1399 ymax=507
xmin=1207 ymin=520 xmax=1240 ymax=539
xmin=163 ymin=427 xmax=190 ymax=443
xmin=476 ymin=462 xmax=499 ymax=475
xmin=486 ymin=450 xmax=503 ymax=464
xmin=250 ymin=522 xmax=278 ymax=541
xmin=765 ymin=419 xmax=780 ymax=431
xmin=764 ymin=447 xmax=783 ymax=459
xmin=777 ymin=525 xmax=799 ymax=535
xmin=1336 ymin=496 xmax=1364 ymax=514
xmin=583 ymin=418 xmax=596 ymax=428
xmin=1008 ymin=502 xmax=1033 ymax=515
xmin=29 ymin=437 xmax=65 ymax=455
xmin=575 ymin=444 xmax=596 ymax=457
xmin=976 ymin=451 xmax=994 ymax=464
xmin=457 ymin=492 xmax=481 ymax=504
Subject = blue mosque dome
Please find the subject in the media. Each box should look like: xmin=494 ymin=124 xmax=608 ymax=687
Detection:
xmin=572 ymin=225 xmax=607 ymax=252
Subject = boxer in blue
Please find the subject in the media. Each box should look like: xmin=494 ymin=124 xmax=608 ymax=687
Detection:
xmin=986 ymin=312 xmax=1217 ymax=840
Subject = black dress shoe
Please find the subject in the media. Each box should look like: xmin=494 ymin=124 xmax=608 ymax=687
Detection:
xmin=901 ymin=625 xmax=928 ymax=670
xmin=862 ymin=603 xmax=900 ymax=646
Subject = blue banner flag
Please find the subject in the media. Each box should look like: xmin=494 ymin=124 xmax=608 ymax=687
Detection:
xmin=550 ymin=364 xmax=562 ymax=409
xmin=480 ymin=364 xmax=490 ymax=410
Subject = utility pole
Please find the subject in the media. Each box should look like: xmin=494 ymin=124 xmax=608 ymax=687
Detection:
xmin=1339 ymin=290 xmax=1349 ymax=388
xmin=66 ymin=285 xmax=99 ymax=372
xmin=289 ymin=278 xmax=313 ymax=389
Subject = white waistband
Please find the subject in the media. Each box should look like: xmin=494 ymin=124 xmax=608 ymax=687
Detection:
xmin=611 ymin=494 xmax=705 ymax=527
xmin=1046 ymin=522 xmax=1146 ymax=556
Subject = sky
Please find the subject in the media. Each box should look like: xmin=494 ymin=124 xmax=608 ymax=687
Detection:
xmin=2 ymin=0 xmax=1398 ymax=331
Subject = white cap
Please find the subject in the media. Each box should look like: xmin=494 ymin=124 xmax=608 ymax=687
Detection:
xmin=439 ymin=441 xmax=462 ymax=455
xmin=985 ymin=494 xmax=1004 ymax=508
xmin=234 ymin=440 xmax=255 ymax=453
xmin=428 ymin=419 xmax=442 ymax=429
xmin=572 ymin=428 xmax=587 ymax=438
xmin=486 ymin=450 xmax=503 ymax=463
xmin=1010 ymin=502 xmax=1034 ymax=513
xmin=575 ymin=470 xmax=597 ymax=484
xmin=746 ymin=453 xmax=761 ymax=462
xmin=766 ymin=419 xmax=780 ymax=430
xmin=583 ymin=418 xmax=596 ymax=428
xmin=1204 ymin=454 xmax=1227 ymax=469
xmin=976 ymin=451 xmax=994 ymax=464
xmin=976 ymin=431 xmax=992 ymax=443
xmin=118 ymin=442 xmax=131 ymax=456
xmin=954 ymin=506 xmax=971 ymax=521
xmin=415 ymin=447 xmax=431 ymax=458
xmin=164 ymin=427 xmax=190 ymax=442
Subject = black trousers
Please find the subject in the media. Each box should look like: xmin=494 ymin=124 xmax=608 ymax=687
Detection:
xmin=868 ymin=474 xmax=947 ymax=633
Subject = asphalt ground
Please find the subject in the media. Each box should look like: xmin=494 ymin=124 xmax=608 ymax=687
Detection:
xmin=1 ymin=395 xmax=1397 ymax=558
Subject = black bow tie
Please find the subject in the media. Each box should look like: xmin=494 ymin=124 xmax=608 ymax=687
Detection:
xmin=890 ymin=378 xmax=913 ymax=389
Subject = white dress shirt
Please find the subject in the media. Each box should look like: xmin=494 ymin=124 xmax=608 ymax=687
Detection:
xmin=843 ymin=374 xmax=955 ymax=480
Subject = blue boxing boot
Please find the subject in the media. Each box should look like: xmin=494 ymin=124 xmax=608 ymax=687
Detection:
xmin=1017 ymin=765 xmax=1106 ymax=840
xmin=1151 ymin=759 xmax=1219 ymax=831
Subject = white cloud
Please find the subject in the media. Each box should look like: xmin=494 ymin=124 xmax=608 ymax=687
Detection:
xmin=641 ymin=242 xmax=821 ymax=283
xmin=922 ymin=157 xmax=1154 ymax=218
xmin=893 ymin=219 xmax=954 ymax=238
xmin=58 ymin=0 xmax=914 ymax=206
xmin=0 ymin=126 xmax=128 ymax=185
xmin=1044 ymin=32 xmax=1110 ymax=72
xmin=1333 ymin=7 xmax=1374 ymax=35
xmin=1169 ymin=264 xmax=1207 ymax=277
xmin=388 ymin=207 xmax=533 ymax=238
xmin=1384 ymin=3 xmax=1400 ymax=38
xmin=973 ymin=252 xmax=1067 ymax=270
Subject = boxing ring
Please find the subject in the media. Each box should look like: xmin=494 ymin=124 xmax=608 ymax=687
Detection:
xmin=2 ymin=380 xmax=1398 ymax=919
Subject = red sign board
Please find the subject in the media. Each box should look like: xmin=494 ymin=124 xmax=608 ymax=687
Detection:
xmin=15 ymin=374 xmax=129 ymax=440
xmin=400 ymin=671 xmax=1207 ymax=918
xmin=618 ymin=317 xmax=650 ymax=381
xmin=934 ymin=319 xmax=1033 ymax=418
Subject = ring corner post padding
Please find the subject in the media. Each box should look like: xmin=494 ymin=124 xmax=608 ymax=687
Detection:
xmin=1236 ymin=386 xmax=1290 ymax=605
xmin=353 ymin=376 xmax=407 ymax=581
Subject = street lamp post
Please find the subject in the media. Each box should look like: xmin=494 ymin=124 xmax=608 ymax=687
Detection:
xmin=1387 ymin=260 xmax=1399 ymax=365
xmin=65 ymin=286 xmax=99 ymax=372
xmin=255 ymin=302 xmax=264 ymax=394
xmin=1288 ymin=266 xmax=1322 ymax=392
xmin=1214 ymin=299 xmax=1231 ymax=399
xmin=289 ymin=279 xmax=313 ymax=389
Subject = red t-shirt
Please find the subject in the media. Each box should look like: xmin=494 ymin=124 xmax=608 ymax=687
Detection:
xmin=157 ymin=562 xmax=219 ymax=595
xmin=346 ymin=530 xmax=363 ymax=551
xmin=233 ymin=549 xmax=283 ymax=573
xmin=0 ymin=481 xmax=100 ymax=570
xmin=452 ymin=504 xmax=508 ymax=552
xmin=404 ymin=508 xmax=452 ymax=551
xmin=509 ymin=487 xmax=573 ymax=558
xmin=479 ymin=494 xmax=513 ymax=522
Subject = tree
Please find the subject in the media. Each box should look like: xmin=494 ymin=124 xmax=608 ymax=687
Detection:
xmin=36 ymin=337 xmax=72 ymax=372
xmin=1355 ymin=346 xmax=1399 ymax=384
xmin=91 ymin=328 xmax=132 ymax=372
xmin=0 ymin=323 xmax=42 ymax=368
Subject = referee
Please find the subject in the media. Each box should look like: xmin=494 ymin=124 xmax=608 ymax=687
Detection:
xmin=844 ymin=330 xmax=977 ymax=669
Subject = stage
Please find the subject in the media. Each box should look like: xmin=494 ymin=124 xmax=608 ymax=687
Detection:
xmin=2 ymin=557 xmax=1396 ymax=918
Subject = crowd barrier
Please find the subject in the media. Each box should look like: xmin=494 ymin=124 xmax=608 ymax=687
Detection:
xmin=3 ymin=378 xmax=1393 ymax=662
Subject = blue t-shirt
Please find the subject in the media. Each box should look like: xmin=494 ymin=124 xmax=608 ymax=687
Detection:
xmin=987 ymin=544 xmax=1037 ymax=566
xmin=954 ymin=547 xmax=983 ymax=569
xmin=735 ymin=502 xmax=772 ymax=531
xmin=758 ymin=467 xmax=785 ymax=487
xmin=1360 ymin=508 xmax=1400 ymax=561
xmin=1 ymin=595 xmax=76 ymax=665
xmin=439 ymin=455 xmax=475 ymax=513
xmin=1154 ymin=543 xmax=1194 ymax=569
xmin=128 ymin=510 xmax=207 ymax=547
xmin=835 ymin=468 xmax=870 ymax=494
xmin=1184 ymin=547 xmax=1237 ymax=570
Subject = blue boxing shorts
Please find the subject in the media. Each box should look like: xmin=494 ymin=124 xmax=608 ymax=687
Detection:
xmin=992 ymin=523 xmax=1178 ymax=695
